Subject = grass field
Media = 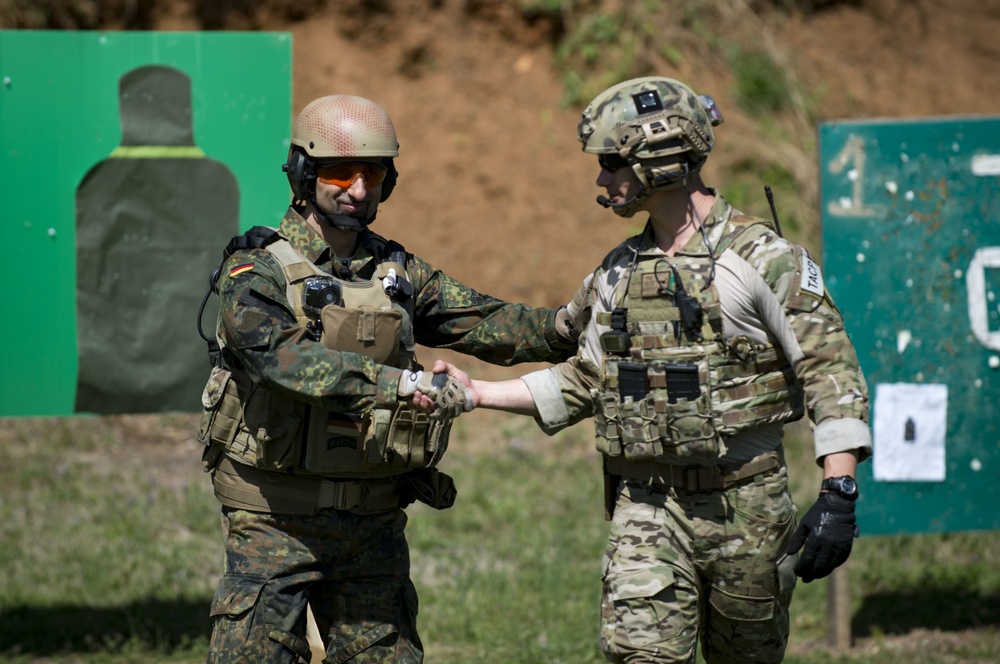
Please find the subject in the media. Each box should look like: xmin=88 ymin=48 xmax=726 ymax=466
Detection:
xmin=1 ymin=412 xmax=998 ymax=663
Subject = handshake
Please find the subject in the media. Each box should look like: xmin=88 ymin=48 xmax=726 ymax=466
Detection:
xmin=397 ymin=362 xmax=478 ymax=420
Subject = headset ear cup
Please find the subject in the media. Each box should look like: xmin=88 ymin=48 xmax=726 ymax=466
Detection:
xmin=284 ymin=149 xmax=315 ymax=201
xmin=380 ymin=158 xmax=398 ymax=202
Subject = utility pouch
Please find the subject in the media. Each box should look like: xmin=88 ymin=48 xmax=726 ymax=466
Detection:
xmin=654 ymin=396 xmax=718 ymax=460
xmin=319 ymin=305 xmax=402 ymax=366
xmin=197 ymin=366 xmax=239 ymax=471
xmin=619 ymin=396 xmax=663 ymax=461
xmin=239 ymin=386 xmax=303 ymax=471
xmin=399 ymin=467 xmax=457 ymax=510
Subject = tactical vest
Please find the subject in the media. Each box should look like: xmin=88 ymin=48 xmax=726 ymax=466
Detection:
xmin=198 ymin=233 xmax=452 ymax=480
xmin=592 ymin=217 xmax=804 ymax=466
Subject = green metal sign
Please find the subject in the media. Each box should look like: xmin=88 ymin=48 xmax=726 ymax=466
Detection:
xmin=821 ymin=117 xmax=1000 ymax=535
xmin=0 ymin=31 xmax=292 ymax=417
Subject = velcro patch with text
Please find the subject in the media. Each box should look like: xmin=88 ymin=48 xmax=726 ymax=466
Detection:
xmin=800 ymin=250 xmax=824 ymax=297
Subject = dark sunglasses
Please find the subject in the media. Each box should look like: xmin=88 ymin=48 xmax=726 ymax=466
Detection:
xmin=598 ymin=153 xmax=630 ymax=172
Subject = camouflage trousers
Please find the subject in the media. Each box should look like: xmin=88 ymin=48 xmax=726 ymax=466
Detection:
xmin=600 ymin=464 xmax=798 ymax=663
xmin=207 ymin=507 xmax=422 ymax=664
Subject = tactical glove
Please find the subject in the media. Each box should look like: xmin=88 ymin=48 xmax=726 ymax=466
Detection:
xmin=397 ymin=370 xmax=473 ymax=420
xmin=785 ymin=492 xmax=859 ymax=583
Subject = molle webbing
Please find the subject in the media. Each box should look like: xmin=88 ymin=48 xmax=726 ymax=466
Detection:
xmin=267 ymin=237 xmax=415 ymax=365
xmin=592 ymin=215 xmax=802 ymax=466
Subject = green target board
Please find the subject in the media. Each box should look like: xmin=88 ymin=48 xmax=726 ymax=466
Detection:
xmin=0 ymin=31 xmax=292 ymax=417
xmin=820 ymin=117 xmax=1000 ymax=535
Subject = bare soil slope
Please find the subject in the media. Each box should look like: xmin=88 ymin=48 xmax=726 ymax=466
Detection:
xmin=266 ymin=0 xmax=1000 ymax=378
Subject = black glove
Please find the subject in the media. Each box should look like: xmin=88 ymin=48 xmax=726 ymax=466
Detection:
xmin=785 ymin=492 xmax=858 ymax=583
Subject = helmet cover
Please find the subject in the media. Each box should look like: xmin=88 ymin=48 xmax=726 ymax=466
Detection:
xmin=577 ymin=77 xmax=720 ymax=195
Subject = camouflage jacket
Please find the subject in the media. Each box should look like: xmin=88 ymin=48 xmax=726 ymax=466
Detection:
xmin=216 ymin=206 xmax=569 ymax=414
xmin=522 ymin=193 xmax=873 ymax=464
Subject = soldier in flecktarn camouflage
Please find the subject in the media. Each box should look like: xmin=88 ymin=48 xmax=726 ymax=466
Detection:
xmin=196 ymin=95 xmax=577 ymax=663
xmin=438 ymin=77 xmax=873 ymax=662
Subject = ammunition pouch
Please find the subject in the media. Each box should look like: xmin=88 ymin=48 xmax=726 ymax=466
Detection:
xmin=198 ymin=367 xmax=451 ymax=477
xmin=595 ymin=342 xmax=802 ymax=466
xmin=197 ymin=365 xmax=456 ymax=479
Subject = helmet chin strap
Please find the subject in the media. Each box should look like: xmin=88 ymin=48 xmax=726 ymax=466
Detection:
xmin=314 ymin=201 xmax=378 ymax=231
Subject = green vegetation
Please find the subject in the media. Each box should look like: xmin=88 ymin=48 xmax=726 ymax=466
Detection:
xmin=2 ymin=415 xmax=998 ymax=663
xmin=729 ymin=46 xmax=790 ymax=114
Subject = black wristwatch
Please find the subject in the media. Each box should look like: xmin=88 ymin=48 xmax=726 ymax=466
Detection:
xmin=821 ymin=475 xmax=859 ymax=501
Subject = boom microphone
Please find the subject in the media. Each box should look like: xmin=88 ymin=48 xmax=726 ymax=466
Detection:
xmin=597 ymin=194 xmax=640 ymax=209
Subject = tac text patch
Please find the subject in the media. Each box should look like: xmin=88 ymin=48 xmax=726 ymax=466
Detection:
xmin=800 ymin=250 xmax=824 ymax=297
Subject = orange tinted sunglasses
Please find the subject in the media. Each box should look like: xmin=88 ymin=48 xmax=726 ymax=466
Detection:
xmin=316 ymin=162 xmax=388 ymax=188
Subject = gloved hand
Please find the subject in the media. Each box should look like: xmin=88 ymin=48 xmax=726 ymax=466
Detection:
xmin=397 ymin=370 xmax=473 ymax=420
xmin=555 ymin=273 xmax=595 ymax=345
xmin=785 ymin=492 xmax=859 ymax=583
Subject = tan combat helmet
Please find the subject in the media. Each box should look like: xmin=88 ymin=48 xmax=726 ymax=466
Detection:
xmin=284 ymin=95 xmax=400 ymax=224
xmin=291 ymin=94 xmax=399 ymax=160
xmin=577 ymin=77 xmax=723 ymax=216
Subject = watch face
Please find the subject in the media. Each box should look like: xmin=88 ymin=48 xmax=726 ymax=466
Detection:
xmin=825 ymin=476 xmax=858 ymax=498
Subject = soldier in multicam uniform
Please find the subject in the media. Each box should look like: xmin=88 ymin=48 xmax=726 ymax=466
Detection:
xmin=197 ymin=95 xmax=576 ymax=663
xmin=433 ymin=77 xmax=873 ymax=662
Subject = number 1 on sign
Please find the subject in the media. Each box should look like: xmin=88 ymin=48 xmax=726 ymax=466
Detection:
xmin=827 ymin=134 xmax=878 ymax=217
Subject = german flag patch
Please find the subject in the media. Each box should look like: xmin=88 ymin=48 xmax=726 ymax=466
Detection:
xmin=228 ymin=263 xmax=254 ymax=278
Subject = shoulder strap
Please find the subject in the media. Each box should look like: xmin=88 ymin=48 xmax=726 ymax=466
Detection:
xmin=222 ymin=226 xmax=281 ymax=260
xmin=263 ymin=238 xmax=328 ymax=322
xmin=713 ymin=214 xmax=776 ymax=258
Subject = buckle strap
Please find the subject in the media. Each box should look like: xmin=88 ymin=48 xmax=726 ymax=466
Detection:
xmin=213 ymin=456 xmax=401 ymax=515
xmin=317 ymin=480 xmax=364 ymax=511
xmin=607 ymin=449 xmax=783 ymax=493
xmin=316 ymin=478 xmax=401 ymax=512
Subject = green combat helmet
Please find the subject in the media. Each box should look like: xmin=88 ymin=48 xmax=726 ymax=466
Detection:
xmin=578 ymin=76 xmax=724 ymax=217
